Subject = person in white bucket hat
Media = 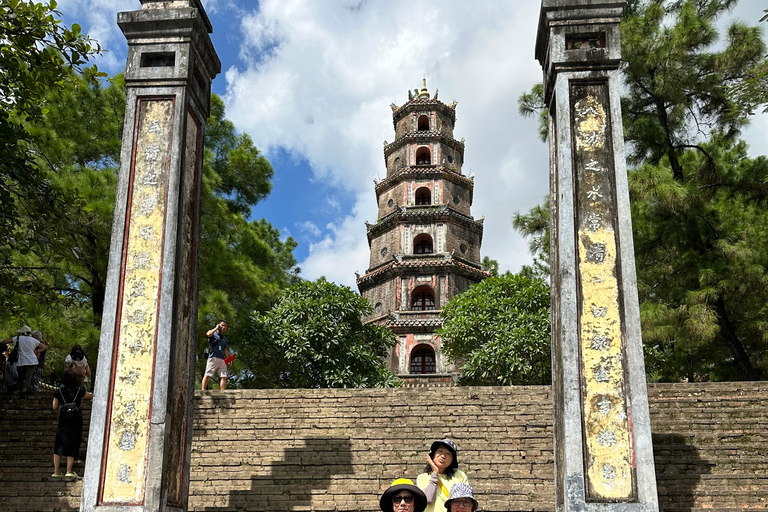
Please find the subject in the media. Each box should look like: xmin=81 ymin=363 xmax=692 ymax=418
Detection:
xmin=444 ymin=482 xmax=479 ymax=512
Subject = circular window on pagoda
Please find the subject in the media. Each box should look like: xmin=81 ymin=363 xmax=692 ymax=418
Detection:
xmin=380 ymin=247 xmax=388 ymax=257
xmin=387 ymin=198 xmax=394 ymax=208
xmin=453 ymin=195 xmax=460 ymax=205
xmin=447 ymin=155 xmax=454 ymax=164
xmin=460 ymin=244 xmax=468 ymax=254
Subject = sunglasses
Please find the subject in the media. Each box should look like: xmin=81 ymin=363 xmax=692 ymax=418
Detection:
xmin=392 ymin=495 xmax=415 ymax=504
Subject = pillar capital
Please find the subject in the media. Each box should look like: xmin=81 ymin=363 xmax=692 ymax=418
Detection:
xmin=118 ymin=0 xmax=220 ymax=118
xmin=535 ymin=0 xmax=625 ymax=105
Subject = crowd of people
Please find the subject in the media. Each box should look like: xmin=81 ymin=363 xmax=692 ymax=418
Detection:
xmin=380 ymin=439 xmax=479 ymax=512
xmin=1 ymin=326 xmax=92 ymax=394
xmin=1 ymin=325 xmax=93 ymax=480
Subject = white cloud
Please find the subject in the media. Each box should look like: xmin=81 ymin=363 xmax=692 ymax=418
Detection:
xmin=296 ymin=220 xmax=321 ymax=238
xmin=225 ymin=0 xmax=548 ymax=286
xmin=57 ymin=0 xmax=768 ymax=289
xmin=57 ymin=0 xmax=135 ymax=70
xmin=299 ymin=193 xmax=372 ymax=287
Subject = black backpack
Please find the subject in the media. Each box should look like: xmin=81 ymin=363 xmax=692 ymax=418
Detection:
xmin=59 ymin=388 xmax=82 ymax=418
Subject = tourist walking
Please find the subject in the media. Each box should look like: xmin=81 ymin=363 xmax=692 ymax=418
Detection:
xmin=51 ymin=369 xmax=92 ymax=479
xmin=202 ymin=320 xmax=230 ymax=390
xmin=416 ymin=439 xmax=468 ymax=512
xmin=380 ymin=478 xmax=427 ymax=512
xmin=64 ymin=344 xmax=91 ymax=389
xmin=15 ymin=326 xmax=47 ymax=393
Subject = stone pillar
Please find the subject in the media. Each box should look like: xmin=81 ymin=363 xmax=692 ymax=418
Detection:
xmin=81 ymin=1 xmax=220 ymax=511
xmin=535 ymin=1 xmax=658 ymax=510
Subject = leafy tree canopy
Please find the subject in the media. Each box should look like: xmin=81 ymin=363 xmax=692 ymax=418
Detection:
xmin=0 ymin=0 xmax=104 ymax=314
xmin=438 ymin=273 xmax=551 ymax=386
xmin=238 ymin=278 xmax=399 ymax=389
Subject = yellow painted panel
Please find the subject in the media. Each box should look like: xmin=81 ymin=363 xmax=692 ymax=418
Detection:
xmin=573 ymin=89 xmax=634 ymax=500
xmin=102 ymin=99 xmax=174 ymax=504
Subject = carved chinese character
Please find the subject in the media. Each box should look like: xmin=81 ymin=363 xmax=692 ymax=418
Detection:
xmin=602 ymin=463 xmax=617 ymax=480
xmin=585 ymin=159 xmax=604 ymax=173
xmin=581 ymin=130 xmax=604 ymax=147
xmin=579 ymin=101 xmax=600 ymax=117
xmin=130 ymin=280 xmax=146 ymax=298
xmin=586 ymin=185 xmax=603 ymax=201
xmin=138 ymin=192 xmax=158 ymax=216
xmin=133 ymin=252 xmax=151 ymax=270
xmin=125 ymin=402 xmax=136 ymax=415
xmin=586 ymin=212 xmax=602 ymax=232
xmin=597 ymin=429 xmax=617 ymax=447
xmin=147 ymin=119 xmax=161 ymax=134
xmin=128 ymin=309 xmax=146 ymax=325
xmin=142 ymin=168 xmax=159 ymax=186
xmin=593 ymin=361 xmax=611 ymax=382
xmin=143 ymin=144 xmax=162 ymax=165
xmin=586 ymin=243 xmax=606 ymax=264
xmin=139 ymin=225 xmax=154 ymax=241
xmin=118 ymin=464 xmax=132 ymax=483
xmin=597 ymin=396 xmax=612 ymax=415
xmin=118 ymin=430 xmax=136 ymax=451
xmin=591 ymin=332 xmax=611 ymax=351
xmin=129 ymin=338 xmax=144 ymax=354
xmin=591 ymin=304 xmax=608 ymax=318
xmin=122 ymin=370 xmax=140 ymax=385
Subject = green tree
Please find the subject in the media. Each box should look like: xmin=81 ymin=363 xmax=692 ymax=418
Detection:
xmin=0 ymin=0 xmax=103 ymax=313
xmin=512 ymin=196 xmax=550 ymax=278
xmin=238 ymin=278 xmax=398 ymax=388
xmin=516 ymin=0 xmax=768 ymax=381
xmin=481 ymin=256 xmax=499 ymax=277
xmin=517 ymin=83 xmax=548 ymax=142
xmin=0 ymin=70 xmax=124 ymax=369
xmin=0 ymin=69 xmax=299 ymax=381
xmin=438 ymin=273 xmax=551 ymax=386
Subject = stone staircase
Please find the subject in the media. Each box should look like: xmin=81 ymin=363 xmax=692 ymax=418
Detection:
xmin=0 ymin=382 xmax=765 ymax=511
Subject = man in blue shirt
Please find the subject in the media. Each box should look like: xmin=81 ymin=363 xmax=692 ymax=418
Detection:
xmin=202 ymin=320 xmax=230 ymax=390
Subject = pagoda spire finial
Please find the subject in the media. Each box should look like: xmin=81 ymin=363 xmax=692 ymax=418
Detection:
xmin=418 ymin=77 xmax=430 ymax=99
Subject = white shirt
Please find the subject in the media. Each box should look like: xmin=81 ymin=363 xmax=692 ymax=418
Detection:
xmin=15 ymin=335 xmax=40 ymax=367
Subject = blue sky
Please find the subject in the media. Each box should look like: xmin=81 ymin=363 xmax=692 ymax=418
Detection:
xmin=56 ymin=0 xmax=768 ymax=288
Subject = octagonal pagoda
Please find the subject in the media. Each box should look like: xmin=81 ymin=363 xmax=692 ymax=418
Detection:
xmin=357 ymin=80 xmax=490 ymax=385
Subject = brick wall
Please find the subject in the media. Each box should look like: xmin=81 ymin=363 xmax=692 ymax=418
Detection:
xmin=0 ymin=382 xmax=766 ymax=511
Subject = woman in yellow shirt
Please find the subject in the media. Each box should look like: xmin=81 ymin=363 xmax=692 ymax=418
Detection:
xmin=416 ymin=439 xmax=468 ymax=512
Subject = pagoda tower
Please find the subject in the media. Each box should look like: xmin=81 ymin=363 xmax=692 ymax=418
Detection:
xmin=357 ymin=80 xmax=490 ymax=385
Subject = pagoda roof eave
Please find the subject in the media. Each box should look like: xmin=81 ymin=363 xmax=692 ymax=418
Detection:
xmin=356 ymin=255 xmax=491 ymax=289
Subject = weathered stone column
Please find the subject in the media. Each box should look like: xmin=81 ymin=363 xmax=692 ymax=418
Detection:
xmin=81 ymin=1 xmax=219 ymax=511
xmin=535 ymin=1 xmax=658 ymax=510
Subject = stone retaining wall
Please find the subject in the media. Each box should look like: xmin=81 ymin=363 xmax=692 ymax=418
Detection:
xmin=0 ymin=382 xmax=765 ymax=511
